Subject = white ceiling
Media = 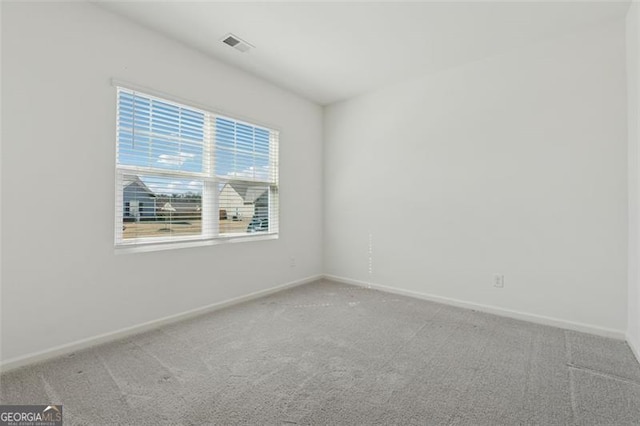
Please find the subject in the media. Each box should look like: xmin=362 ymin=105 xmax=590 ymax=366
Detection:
xmin=95 ymin=1 xmax=630 ymax=105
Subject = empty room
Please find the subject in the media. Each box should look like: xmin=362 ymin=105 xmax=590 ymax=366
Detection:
xmin=1 ymin=0 xmax=640 ymax=424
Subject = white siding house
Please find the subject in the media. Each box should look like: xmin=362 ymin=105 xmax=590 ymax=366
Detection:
xmin=122 ymin=175 xmax=157 ymax=221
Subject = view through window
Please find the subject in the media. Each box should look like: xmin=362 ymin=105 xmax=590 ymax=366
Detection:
xmin=115 ymin=87 xmax=279 ymax=246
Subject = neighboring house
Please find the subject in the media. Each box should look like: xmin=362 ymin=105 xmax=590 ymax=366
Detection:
xmin=123 ymin=175 xmax=157 ymax=222
xmin=253 ymin=190 xmax=268 ymax=219
xmin=219 ymin=183 xmax=267 ymax=220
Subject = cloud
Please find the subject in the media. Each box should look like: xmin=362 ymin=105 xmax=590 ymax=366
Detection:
xmin=157 ymin=152 xmax=195 ymax=166
xmin=225 ymin=166 xmax=271 ymax=181
xmin=142 ymin=178 xmax=203 ymax=196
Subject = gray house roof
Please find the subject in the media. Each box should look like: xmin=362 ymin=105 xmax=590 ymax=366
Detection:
xmin=123 ymin=175 xmax=156 ymax=197
xmin=227 ymin=183 xmax=267 ymax=204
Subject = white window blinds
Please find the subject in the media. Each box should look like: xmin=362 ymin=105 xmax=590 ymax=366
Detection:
xmin=115 ymin=87 xmax=279 ymax=246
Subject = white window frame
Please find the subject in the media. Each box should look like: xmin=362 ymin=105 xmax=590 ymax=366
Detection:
xmin=114 ymin=83 xmax=279 ymax=251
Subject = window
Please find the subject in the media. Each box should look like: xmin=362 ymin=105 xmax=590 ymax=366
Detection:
xmin=115 ymin=87 xmax=279 ymax=247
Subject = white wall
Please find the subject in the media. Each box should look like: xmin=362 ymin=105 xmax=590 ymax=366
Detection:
xmin=0 ymin=2 xmax=323 ymax=363
xmin=627 ymin=2 xmax=640 ymax=359
xmin=324 ymin=21 xmax=628 ymax=334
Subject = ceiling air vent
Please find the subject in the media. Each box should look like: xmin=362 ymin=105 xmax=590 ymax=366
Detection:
xmin=222 ymin=34 xmax=254 ymax=53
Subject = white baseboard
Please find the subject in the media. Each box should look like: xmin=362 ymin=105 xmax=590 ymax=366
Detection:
xmin=627 ymin=333 xmax=640 ymax=365
xmin=0 ymin=275 xmax=321 ymax=373
xmin=3 ymin=274 xmax=629 ymax=373
xmin=323 ymin=274 xmax=626 ymax=340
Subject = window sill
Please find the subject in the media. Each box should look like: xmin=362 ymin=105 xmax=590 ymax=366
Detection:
xmin=114 ymin=233 xmax=278 ymax=255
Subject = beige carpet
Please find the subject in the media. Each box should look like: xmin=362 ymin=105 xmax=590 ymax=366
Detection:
xmin=2 ymin=279 xmax=640 ymax=425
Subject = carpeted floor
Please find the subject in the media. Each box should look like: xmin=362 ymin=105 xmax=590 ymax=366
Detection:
xmin=1 ymin=279 xmax=640 ymax=425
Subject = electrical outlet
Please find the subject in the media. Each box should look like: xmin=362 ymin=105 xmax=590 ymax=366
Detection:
xmin=493 ymin=274 xmax=504 ymax=288
xmin=290 ymin=257 xmax=296 ymax=268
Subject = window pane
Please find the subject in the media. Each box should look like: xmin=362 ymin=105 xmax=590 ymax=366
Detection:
xmin=214 ymin=117 xmax=274 ymax=182
xmin=121 ymin=174 xmax=203 ymax=240
xmin=219 ymin=183 xmax=270 ymax=235
xmin=117 ymin=89 xmax=205 ymax=173
xmin=116 ymin=87 xmax=278 ymax=246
